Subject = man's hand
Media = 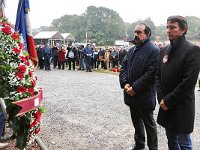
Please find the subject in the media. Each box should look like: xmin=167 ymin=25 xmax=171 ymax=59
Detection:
xmin=124 ymin=84 xmax=136 ymax=96
xmin=126 ymin=87 xmax=136 ymax=96
xmin=124 ymin=84 xmax=130 ymax=92
xmin=160 ymin=100 xmax=168 ymax=110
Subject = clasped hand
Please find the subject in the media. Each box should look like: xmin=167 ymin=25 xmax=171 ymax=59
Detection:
xmin=160 ymin=100 xmax=168 ymax=110
xmin=124 ymin=84 xmax=136 ymax=96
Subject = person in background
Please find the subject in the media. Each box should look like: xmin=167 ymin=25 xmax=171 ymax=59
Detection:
xmin=58 ymin=45 xmax=66 ymax=70
xmin=119 ymin=46 xmax=127 ymax=66
xmin=156 ymin=16 xmax=200 ymax=150
xmin=52 ymin=43 xmax=59 ymax=69
xmin=93 ymin=48 xmax=99 ymax=70
xmin=98 ymin=48 xmax=105 ymax=69
xmin=84 ymin=44 xmax=93 ymax=72
xmin=66 ymin=44 xmax=76 ymax=70
xmin=104 ymin=48 xmax=110 ymax=69
xmin=110 ymin=47 xmax=119 ymax=68
xmin=42 ymin=43 xmax=52 ymax=71
xmin=119 ymin=23 xmax=159 ymax=150
xmin=78 ymin=45 xmax=85 ymax=71
xmin=36 ymin=44 xmax=44 ymax=70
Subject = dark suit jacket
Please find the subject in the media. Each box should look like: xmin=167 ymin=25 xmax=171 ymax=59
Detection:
xmin=156 ymin=36 xmax=200 ymax=134
xmin=119 ymin=38 xmax=160 ymax=109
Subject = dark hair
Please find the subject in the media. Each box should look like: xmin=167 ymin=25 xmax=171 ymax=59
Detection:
xmin=167 ymin=15 xmax=188 ymax=35
xmin=138 ymin=23 xmax=151 ymax=37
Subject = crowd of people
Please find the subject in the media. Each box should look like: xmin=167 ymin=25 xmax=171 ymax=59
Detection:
xmin=36 ymin=43 xmax=128 ymax=72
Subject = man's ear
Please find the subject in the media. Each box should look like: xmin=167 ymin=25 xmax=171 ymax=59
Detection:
xmin=181 ymin=29 xmax=186 ymax=35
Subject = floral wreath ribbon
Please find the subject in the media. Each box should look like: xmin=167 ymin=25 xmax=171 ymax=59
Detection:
xmin=12 ymin=89 xmax=43 ymax=117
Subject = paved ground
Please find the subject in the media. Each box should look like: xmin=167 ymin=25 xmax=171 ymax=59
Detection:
xmin=36 ymin=68 xmax=200 ymax=150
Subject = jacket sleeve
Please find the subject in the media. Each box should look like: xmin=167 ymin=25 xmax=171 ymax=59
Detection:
xmin=119 ymin=54 xmax=129 ymax=89
xmin=164 ymin=45 xmax=200 ymax=108
xmin=155 ymin=50 xmax=165 ymax=103
xmin=132 ymin=48 xmax=160 ymax=93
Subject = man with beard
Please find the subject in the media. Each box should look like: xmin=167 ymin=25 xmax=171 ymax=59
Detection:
xmin=156 ymin=16 xmax=200 ymax=150
xmin=119 ymin=23 xmax=159 ymax=150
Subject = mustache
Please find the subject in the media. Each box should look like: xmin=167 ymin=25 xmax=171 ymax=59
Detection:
xmin=134 ymin=36 xmax=140 ymax=41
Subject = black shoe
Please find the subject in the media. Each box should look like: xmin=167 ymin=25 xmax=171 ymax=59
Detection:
xmin=126 ymin=145 xmax=145 ymax=150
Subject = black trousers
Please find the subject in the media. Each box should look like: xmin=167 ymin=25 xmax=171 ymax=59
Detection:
xmin=58 ymin=60 xmax=65 ymax=70
xmin=68 ymin=58 xmax=75 ymax=70
xmin=130 ymin=107 xmax=158 ymax=150
xmin=38 ymin=58 xmax=44 ymax=69
xmin=53 ymin=56 xmax=58 ymax=68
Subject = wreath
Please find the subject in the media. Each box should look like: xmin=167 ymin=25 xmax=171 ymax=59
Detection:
xmin=0 ymin=18 xmax=45 ymax=149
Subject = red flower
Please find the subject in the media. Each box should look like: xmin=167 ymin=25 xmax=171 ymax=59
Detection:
xmin=15 ymin=72 xmax=24 ymax=80
xmin=20 ymin=56 xmax=26 ymax=63
xmin=31 ymin=80 xmax=36 ymax=87
xmin=25 ymin=61 xmax=30 ymax=66
xmin=13 ymin=47 xmax=20 ymax=55
xmin=0 ymin=22 xmax=11 ymax=27
xmin=11 ymin=32 xmax=19 ymax=41
xmin=18 ymin=65 xmax=26 ymax=73
xmin=35 ymin=128 xmax=40 ymax=134
xmin=28 ymin=87 xmax=34 ymax=96
xmin=29 ymin=71 xmax=33 ymax=77
xmin=25 ymin=55 xmax=29 ymax=59
xmin=19 ymin=43 xmax=24 ymax=49
xmin=17 ymin=86 xmax=26 ymax=93
xmin=30 ymin=120 xmax=37 ymax=128
xmin=35 ymin=111 xmax=41 ymax=121
xmin=1 ymin=26 xmax=12 ymax=35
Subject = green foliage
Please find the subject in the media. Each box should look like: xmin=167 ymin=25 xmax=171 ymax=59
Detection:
xmin=155 ymin=25 xmax=167 ymax=41
xmin=47 ymin=6 xmax=125 ymax=45
xmin=50 ymin=14 xmax=87 ymax=42
xmin=185 ymin=16 xmax=200 ymax=41
xmin=37 ymin=6 xmax=200 ymax=44
xmin=15 ymin=116 xmax=31 ymax=150
xmin=85 ymin=6 xmax=125 ymax=45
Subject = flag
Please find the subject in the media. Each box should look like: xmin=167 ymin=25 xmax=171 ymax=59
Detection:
xmin=15 ymin=0 xmax=38 ymax=66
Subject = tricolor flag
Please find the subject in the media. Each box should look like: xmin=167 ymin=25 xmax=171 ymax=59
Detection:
xmin=15 ymin=0 xmax=38 ymax=66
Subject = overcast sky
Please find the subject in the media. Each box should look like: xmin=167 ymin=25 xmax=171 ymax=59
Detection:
xmin=5 ymin=0 xmax=200 ymax=29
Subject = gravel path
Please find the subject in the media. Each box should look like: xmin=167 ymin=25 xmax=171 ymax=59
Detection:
xmin=36 ymin=68 xmax=200 ymax=150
